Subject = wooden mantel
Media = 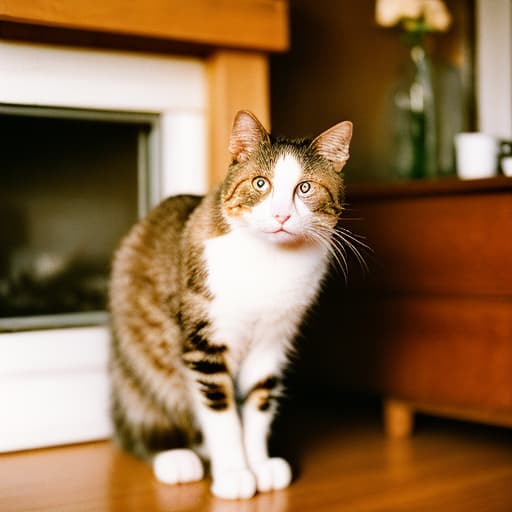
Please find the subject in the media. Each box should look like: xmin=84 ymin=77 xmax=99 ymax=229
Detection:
xmin=0 ymin=0 xmax=288 ymax=52
xmin=0 ymin=0 xmax=289 ymax=186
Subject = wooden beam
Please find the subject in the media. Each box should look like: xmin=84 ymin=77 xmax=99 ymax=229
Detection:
xmin=0 ymin=0 xmax=289 ymax=52
xmin=207 ymin=50 xmax=270 ymax=187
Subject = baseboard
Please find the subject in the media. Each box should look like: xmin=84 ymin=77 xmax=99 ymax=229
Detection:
xmin=0 ymin=326 xmax=112 ymax=452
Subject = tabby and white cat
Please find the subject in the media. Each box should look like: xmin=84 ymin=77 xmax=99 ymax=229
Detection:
xmin=109 ymin=111 xmax=353 ymax=499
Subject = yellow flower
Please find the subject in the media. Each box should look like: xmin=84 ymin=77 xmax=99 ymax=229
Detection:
xmin=375 ymin=0 xmax=452 ymax=32
xmin=423 ymin=0 xmax=452 ymax=31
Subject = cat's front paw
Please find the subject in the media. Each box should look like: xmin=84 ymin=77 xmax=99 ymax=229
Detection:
xmin=153 ymin=449 xmax=204 ymax=484
xmin=211 ymin=468 xmax=256 ymax=500
xmin=251 ymin=457 xmax=292 ymax=493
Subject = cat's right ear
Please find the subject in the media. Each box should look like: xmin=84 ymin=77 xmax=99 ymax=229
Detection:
xmin=229 ymin=110 xmax=269 ymax=163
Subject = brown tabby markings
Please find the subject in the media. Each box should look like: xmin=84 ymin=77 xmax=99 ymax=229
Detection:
xmin=109 ymin=195 xmax=205 ymax=458
xmin=222 ymin=140 xmax=345 ymax=226
xmin=109 ymin=111 xmax=353 ymax=470
xmin=244 ymin=376 xmax=281 ymax=412
xmin=197 ymin=380 xmax=229 ymax=411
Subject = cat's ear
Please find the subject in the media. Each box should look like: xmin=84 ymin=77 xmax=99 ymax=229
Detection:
xmin=310 ymin=121 xmax=353 ymax=173
xmin=229 ymin=110 xmax=269 ymax=163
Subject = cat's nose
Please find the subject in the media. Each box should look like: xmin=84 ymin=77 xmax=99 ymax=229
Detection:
xmin=273 ymin=213 xmax=291 ymax=225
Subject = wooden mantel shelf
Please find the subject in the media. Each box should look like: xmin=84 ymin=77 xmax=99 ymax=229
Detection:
xmin=0 ymin=0 xmax=289 ymax=52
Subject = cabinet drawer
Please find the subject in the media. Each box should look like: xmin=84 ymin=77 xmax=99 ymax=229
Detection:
xmin=349 ymin=191 xmax=512 ymax=296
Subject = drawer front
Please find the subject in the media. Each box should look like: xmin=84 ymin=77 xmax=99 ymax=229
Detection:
xmin=346 ymin=191 xmax=512 ymax=296
xmin=303 ymin=292 xmax=512 ymax=412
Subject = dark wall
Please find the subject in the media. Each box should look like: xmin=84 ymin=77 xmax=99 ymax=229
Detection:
xmin=270 ymin=0 xmax=475 ymax=183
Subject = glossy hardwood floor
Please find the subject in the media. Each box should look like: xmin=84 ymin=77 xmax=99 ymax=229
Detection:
xmin=1 ymin=402 xmax=512 ymax=512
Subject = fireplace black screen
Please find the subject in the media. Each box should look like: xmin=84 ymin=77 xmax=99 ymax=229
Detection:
xmin=0 ymin=107 xmax=155 ymax=330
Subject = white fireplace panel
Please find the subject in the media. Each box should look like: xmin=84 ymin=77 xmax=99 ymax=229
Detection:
xmin=0 ymin=328 xmax=110 ymax=452
xmin=160 ymin=112 xmax=207 ymax=197
xmin=0 ymin=41 xmax=206 ymax=112
xmin=0 ymin=41 xmax=209 ymax=452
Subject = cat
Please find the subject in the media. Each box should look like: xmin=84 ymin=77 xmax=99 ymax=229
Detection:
xmin=109 ymin=110 xmax=353 ymax=499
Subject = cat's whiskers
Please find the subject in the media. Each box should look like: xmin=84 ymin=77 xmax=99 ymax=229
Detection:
xmin=312 ymin=222 xmax=370 ymax=277
xmin=305 ymin=226 xmax=348 ymax=281
xmin=325 ymin=234 xmax=351 ymax=280
xmin=331 ymin=228 xmax=371 ymax=275
xmin=310 ymin=234 xmax=348 ymax=281
xmin=338 ymin=226 xmax=373 ymax=251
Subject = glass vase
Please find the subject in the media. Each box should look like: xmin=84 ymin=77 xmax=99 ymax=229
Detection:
xmin=391 ymin=44 xmax=437 ymax=180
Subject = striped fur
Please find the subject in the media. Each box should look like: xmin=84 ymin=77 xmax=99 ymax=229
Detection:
xmin=109 ymin=110 xmax=352 ymax=499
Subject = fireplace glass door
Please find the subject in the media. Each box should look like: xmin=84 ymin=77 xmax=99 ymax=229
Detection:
xmin=0 ymin=106 xmax=158 ymax=331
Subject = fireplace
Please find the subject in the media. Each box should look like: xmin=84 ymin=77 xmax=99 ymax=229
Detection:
xmin=0 ymin=41 xmax=207 ymax=451
xmin=0 ymin=107 xmax=152 ymax=330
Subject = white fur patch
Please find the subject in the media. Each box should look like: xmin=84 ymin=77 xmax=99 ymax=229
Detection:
xmin=247 ymin=152 xmax=313 ymax=241
xmin=203 ymin=230 xmax=328 ymax=370
xmin=252 ymin=457 xmax=292 ymax=492
xmin=242 ymin=397 xmax=276 ymax=466
xmin=194 ymin=404 xmax=247 ymax=475
xmin=199 ymin=185 xmax=330 ymax=494
xmin=153 ymin=449 xmax=204 ymax=484
xmin=211 ymin=468 xmax=256 ymax=499
xmin=270 ymin=153 xmax=303 ymax=217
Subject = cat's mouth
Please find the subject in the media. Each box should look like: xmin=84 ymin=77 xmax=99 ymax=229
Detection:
xmin=264 ymin=227 xmax=293 ymax=235
xmin=262 ymin=227 xmax=303 ymax=244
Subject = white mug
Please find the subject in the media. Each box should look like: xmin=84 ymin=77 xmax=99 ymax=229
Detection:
xmin=502 ymin=156 xmax=512 ymax=177
xmin=455 ymin=133 xmax=498 ymax=179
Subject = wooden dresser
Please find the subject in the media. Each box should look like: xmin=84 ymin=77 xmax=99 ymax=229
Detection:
xmin=303 ymin=177 xmax=512 ymax=437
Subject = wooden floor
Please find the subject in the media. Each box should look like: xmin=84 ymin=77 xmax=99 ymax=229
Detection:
xmin=1 ymin=404 xmax=512 ymax=512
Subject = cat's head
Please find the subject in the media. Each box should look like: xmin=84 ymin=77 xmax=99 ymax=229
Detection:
xmin=221 ymin=110 xmax=352 ymax=246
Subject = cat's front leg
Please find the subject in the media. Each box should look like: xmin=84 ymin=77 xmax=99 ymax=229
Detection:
xmin=183 ymin=334 xmax=256 ymax=499
xmin=238 ymin=343 xmax=293 ymax=493
xmin=197 ymin=399 xmax=256 ymax=500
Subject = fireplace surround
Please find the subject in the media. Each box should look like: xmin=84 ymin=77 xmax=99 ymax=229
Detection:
xmin=0 ymin=0 xmax=286 ymax=452
xmin=0 ymin=41 xmax=208 ymax=451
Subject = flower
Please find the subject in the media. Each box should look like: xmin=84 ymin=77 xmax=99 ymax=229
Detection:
xmin=376 ymin=0 xmax=452 ymax=32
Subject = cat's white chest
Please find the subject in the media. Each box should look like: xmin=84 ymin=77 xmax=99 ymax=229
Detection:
xmin=203 ymin=231 xmax=328 ymax=349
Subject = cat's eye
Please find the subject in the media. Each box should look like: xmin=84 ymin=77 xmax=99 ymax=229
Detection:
xmin=252 ymin=176 xmax=270 ymax=193
xmin=298 ymin=181 xmax=312 ymax=195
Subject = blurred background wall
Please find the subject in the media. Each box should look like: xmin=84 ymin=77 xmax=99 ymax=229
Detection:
xmin=270 ymin=0 xmax=475 ymax=182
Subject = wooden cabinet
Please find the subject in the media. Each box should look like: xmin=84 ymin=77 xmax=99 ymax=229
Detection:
xmin=309 ymin=177 xmax=512 ymax=436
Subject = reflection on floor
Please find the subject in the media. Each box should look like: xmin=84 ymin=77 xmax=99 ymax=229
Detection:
xmin=1 ymin=398 xmax=512 ymax=511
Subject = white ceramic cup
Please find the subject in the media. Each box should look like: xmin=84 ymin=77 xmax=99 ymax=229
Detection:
xmin=455 ymin=132 xmax=498 ymax=179
xmin=502 ymin=156 xmax=512 ymax=177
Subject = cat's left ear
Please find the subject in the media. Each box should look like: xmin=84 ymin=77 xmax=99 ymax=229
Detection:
xmin=310 ymin=121 xmax=353 ymax=173
xmin=229 ymin=110 xmax=269 ymax=163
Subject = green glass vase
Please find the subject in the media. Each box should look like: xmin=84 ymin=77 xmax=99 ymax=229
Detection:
xmin=392 ymin=44 xmax=437 ymax=180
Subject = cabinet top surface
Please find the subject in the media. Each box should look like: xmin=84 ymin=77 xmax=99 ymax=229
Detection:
xmin=347 ymin=176 xmax=512 ymax=201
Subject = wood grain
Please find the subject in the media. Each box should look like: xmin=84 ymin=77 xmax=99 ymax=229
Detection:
xmin=346 ymin=180 xmax=512 ymax=296
xmin=297 ymin=177 xmax=512 ymax=429
xmin=372 ymin=297 xmax=512 ymax=411
xmin=348 ymin=176 xmax=512 ymax=200
xmin=384 ymin=399 xmax=415 ymax=438
xmin=207 ymin=50 xmax=270 ymax=187
xmin=0 ymin=0 xmax=289 ymax=52
xmin=314 ymin=290 xmax=512 ymax=413
xmin=1 ymin=409 xmax=511 ymax=511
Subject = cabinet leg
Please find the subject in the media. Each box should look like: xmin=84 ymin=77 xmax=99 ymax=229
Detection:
xmin=383 ymin=399 xmax=415 ymax=439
